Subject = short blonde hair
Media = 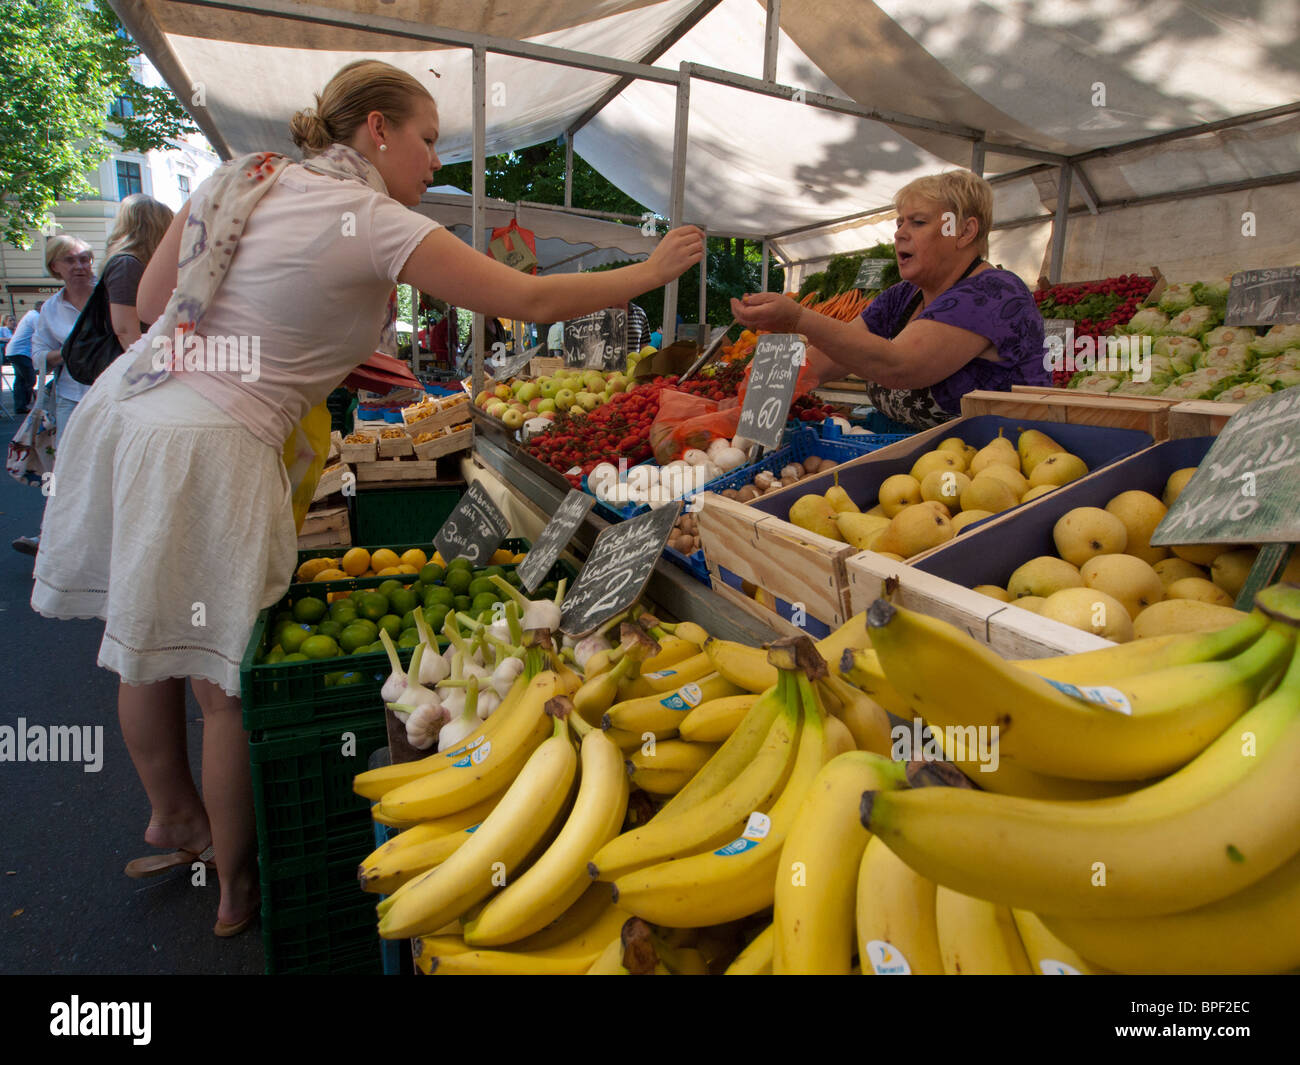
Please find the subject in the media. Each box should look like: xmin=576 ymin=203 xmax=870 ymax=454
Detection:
xmin=289 ymin=59 xmax=435 ymax=156
xmin=44 ymin=235 xmax=91 ymax=277
xmin=895 ymin=170 xmax=993 ymax=256
xmin=107 ymin=194 xmax=174 ymax=263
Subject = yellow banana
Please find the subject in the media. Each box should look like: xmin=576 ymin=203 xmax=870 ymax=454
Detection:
xmin=463 ymin=718 xmax=629 ymax=947
xmin=591 ymin=677 xmax=800 ymax=881
xmin=725 ymin=925 xmax=774 ymax=975
xmin=1011 ymin=910 xmax=1103 ymax=975
xmin=855 ymin=834 xmax=943 ymax=975
xmin=819 ymin=674 xmax=892 ymax=756
xmin=572 ymin=654 xmax=641 ymax=725
xmin=823 ymin=713 xmax=856 ymax=756
xmin=376 ymin=672 xmax=558 ymax=822
xmin=421 ymin=902 xmax=630 ymax=975
xmin=359 ymin=824 xmax=479 ymax=895
xmin=628 ymin=765 xmax=695 ymax=796
xmin=861 ymin=630 xmax=1300 ymax=919
xmin=814 ymin=610 xmax=874 ymax=673
xmin=640 ymin=635 xmax=705 ymax=674
xmin=773 ymin=751 xmax=909 ymax=974
xmin=377 ymin=712 xmax=578 ymax=939
xmin=507 ymin=882 xmax=614 ymax=951
xmin=838 ymin=648 xmax=911 ymax=715
xmin=678 ymin=693 xmax=759 ymax=743
xmin=353 ymin=671 xmax=532 ymax=799
xmin=611 ymin=672 xmax=833 ymax=928
xmin=604 ymin=671 xmax=742 ymax=736
xmin=585 ymin=936 xmax=630 ymax=975
xmin=627 ymin=738 xmax=718 ymax=777
xmin=866 ymin=598 xmax=1293 ymax=780
xmin=935 ymin=886 xmax=1034 ymax=975
xmin=1041 ymin=849 xmax=1300 ymax=975
xmin=657 ymin=619 xmax=710 ymax=647
xmin=702 ymin=613 xmax=872 ymax=695
xmin=616 ymin=651 xmax=715 ymax=699
xmin=601 ymin=725 xmax=650 ymax=752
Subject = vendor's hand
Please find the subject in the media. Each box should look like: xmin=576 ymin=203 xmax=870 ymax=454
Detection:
xmin=729 ymin=292 xmax=804 ymax=333
xmin=647 ymin=225 xmax=705 ymax=285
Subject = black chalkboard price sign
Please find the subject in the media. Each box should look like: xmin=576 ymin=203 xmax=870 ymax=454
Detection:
xmin=433 ymin=481 xmax=512 ymax=565
xmin=736 ymin=333 xmax=806 ymax=451
xmin=1151 ymin=387 xmax=1300 ymax=548
xmin=518 ymin=489 xmax=594 ymax=594
xmin=563 ymin=308 xmax=628 ymax=372
xmin=1225 ymin=267 xmax=1300 ymax=327
xmin=560 ymin=502 xmax=682 ymax=637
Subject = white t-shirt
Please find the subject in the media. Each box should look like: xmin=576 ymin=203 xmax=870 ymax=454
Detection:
xmin=34 ymin=290 xmax=92 ymax=403
xmin=165 ymin=164 xmax=439 ymax=447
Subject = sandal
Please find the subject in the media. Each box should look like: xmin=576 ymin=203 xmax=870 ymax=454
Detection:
xmin=124 ymin=844 xmax=216 ymax=879
xmin=214 ymin=907 xmax=259 ymax=938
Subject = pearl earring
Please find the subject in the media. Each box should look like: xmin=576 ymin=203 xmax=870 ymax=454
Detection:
xmin=379 ymin=144 xmax=388 ymax=152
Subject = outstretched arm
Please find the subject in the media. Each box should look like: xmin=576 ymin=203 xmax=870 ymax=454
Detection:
xmin=399 ymin=226 xmax=704 ymax=324
xmin=136 ymin=201 xmax=191 ymax=325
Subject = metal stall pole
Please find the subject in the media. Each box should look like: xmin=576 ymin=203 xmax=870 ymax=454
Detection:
xmin=763 ymin=0 xmax=781 ymax=83
xmin=661 ymin=66 xmax=691 ymax=347
xmin=760 ymin=240 xmax=770 ymax=292
xmin=564 ymin=132 xmax=574 ymax=209
xmin=697 ymin=224 xmax=708 ymax=341
xmin=411 ymin=286 xmax=421 ymax=372
xmin=1049 ymin=162 xmax=1073 ymax=285
xmin=472 ymin=44 xmax=487 ymax=397
xmin=970 ymin=139 xmax=986 ymax=177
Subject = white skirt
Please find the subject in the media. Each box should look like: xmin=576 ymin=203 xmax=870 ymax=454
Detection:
xmin=31 ymin=355 xmax=298 ymax=697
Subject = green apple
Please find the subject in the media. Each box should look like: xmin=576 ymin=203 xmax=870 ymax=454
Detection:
xmin=516 ymin=382 xmax=540 ymax=403
xmin=606 ymin=374 xmax=628 ymax=394
xmin=582 ymin=371 xmax=605 ymax=393
xmin=554 ymin=388 xmax=576 ymax=411
xmin=577 ymin=391 xmax=601 ymax=411
xmin=486 ymin=399 xmax=508 ymax=418
xmin=538 ymin=377 xmax=559 ymax=399
xmin=494 ymin=384 xmax=512 ymax=400
xmin=502 ymin=408 xmax=525 ymax=430
xmin=536 ymin=398 xmax=556 ymax=414
xmin=474 ymin=389 xmax=493 ymax=406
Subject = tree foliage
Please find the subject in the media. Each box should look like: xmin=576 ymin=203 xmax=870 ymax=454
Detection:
xmin=0 ymin=1 xmax=196 ymax=247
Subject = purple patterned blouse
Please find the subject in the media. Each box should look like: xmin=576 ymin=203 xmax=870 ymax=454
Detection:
xmin=858 ymin=268 xmax=1049 ymax=429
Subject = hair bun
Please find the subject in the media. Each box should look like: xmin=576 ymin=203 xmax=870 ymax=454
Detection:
xmin=289 ymin=107 xmax=332 ymax=154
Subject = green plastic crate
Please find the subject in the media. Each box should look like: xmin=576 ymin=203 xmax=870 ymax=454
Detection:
xmin=355 ymin=485 xmax=462 ymax=545
xmin=262 ymin=882 xmax=381 ymax=975
xmin=259 ymin=823 xmax=375 ymax=916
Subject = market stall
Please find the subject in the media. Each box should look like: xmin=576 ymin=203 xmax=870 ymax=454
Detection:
xmin=108 ymin=0 xmax=1300 ymax=979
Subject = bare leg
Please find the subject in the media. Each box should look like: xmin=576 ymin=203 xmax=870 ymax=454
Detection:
xmin=191 ymin=678 xmax=259 ymax=926
xmin=117 ymin=678 xmax=211 ymax=853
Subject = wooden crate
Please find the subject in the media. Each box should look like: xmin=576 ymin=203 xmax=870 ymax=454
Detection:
xmin=413 ymin=423 xmax=474 ymax=461
xmin=696 ymin=492 xmax=855 ymax=630
xmin=354 ymin=459 xmax=448 ymax=485
xmin=959 ymin=389 xmax=1173 ymax=439
xmin=339 ymin=437 xmax=376 ymax=464
xmin=705 ymin=575 xmax=813 ymax=640
xmin=377 ymin=432 xmax=414 ymax=459
xmin=403 ymin=397 xmax=473 ymax=436
xmin=311 ymin=462 xmax=349 ymax=502
xmin=327 ymin=431 xmax=342 ymax=464
xmin=296 ymin=505 xmax=350 ymax=551
xmin=845 ymin=551 xmax=1114 ymax=659
xmin=530 ymin=356 xmax=563 ymax=377
xmin=1167 ymin=400 xmax=1245 ymax=439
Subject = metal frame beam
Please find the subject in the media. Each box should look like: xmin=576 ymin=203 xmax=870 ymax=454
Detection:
xmin=763 ymin=0 xmax=782 ymax=83
xmin=471 ymin=44 xmax=487 ymax=398
xmin=1048 ymin=163 xmax=1072 ymax=284
xmin=661 ymin=67 xmax=691 ymax=346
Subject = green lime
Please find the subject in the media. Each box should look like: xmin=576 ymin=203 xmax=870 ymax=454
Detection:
xmin=471 ymin=592 xmax=498 ymax=614
xmin=445 ymin=568 xmax=473 ymax=595
xmin=424 ymin=585 xmax=455 ymax=608
xmin=279 ymin=625 xmax=312 ymax=655
xmin=505 ymin=571 xmax=522 ymax=587
xmin=356 ymin=591 xmax=390 ymax=621
xmin=337 ymin=671 xmax=363 ymax=686
xmin=400 ymin=610 xmax=418 ymax=632
xmin=378 ymin=614 xmax=403 ymax=639
xmin=447 ymin=557 xmax=473 ymax=571
xmin=329 ymin=598 xmax=358 ymax=623
xmin=338 ymin=625 xmax=372 ymax=654
xmin=368 ymin=641 xmax=386 ymax=654
xmin=483 ymin=565 xmax=506 ymax=579
xmin=478 ymin=608 xmax=496 ymax=625
xmin=409 ymin=580 xmax=427 ymax=600
xmin=454 ymin=595 xmax=472 ymax=612
xmin=292 ymin=596 xmax=328 ymax=624
xmin=388 ymin=587 xmax=418 ymax=616
xmin=283 ymin=653 xmax=311 ymax=662
xmin=299 ymin=634 xmax=340 ymax=660
xmin=378 ymin=579 xmax=404 ymax=599
xmin=265 ymin=647 xmax=286 ymax=664
xmin=316 ymin=619 xmax=344 ymax=639
xmin=273 ymin=609 xmax=294 ymax=627
xmin=467 ymin=577 xmax=496 ymax=599
xmin=352 ymin=644 xmax=375 ymax=656
xmin=324 ymin=671 xmax=344 ymax=687
xmin=397 ymin=629 xmax=421 ymax=648
xmin=537 ymin=582 xmax=557 ymax=600
xmin=424 ymin=604 xmax=450 ymax=632
xmin=419 ymin=563 xmax=445 ymax=584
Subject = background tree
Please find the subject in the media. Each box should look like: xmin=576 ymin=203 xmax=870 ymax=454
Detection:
xmin=0 ymin=0 xmax=196 ymax=247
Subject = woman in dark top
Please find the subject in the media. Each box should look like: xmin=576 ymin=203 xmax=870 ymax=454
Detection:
xmin=731 ymin=170 xmax=1048 ymax=430
xmin=102 ymin=194 xmax=175 ymax=350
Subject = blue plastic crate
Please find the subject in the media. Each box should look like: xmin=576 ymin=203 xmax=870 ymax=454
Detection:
xmin=817 ymin=420 xmax=913 ymax=452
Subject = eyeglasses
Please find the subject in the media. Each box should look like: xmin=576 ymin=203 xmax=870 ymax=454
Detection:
xmin=57 ymin=253 xmax=93 ymax=266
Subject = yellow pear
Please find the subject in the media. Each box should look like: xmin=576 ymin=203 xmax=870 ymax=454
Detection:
xmin=976 ymin=463 xmax=1030 ymax=498
xmin=788 ymin=494 xmax=843 ymax=541
xmin=1153 ymin=556 xmax=1207 ymax=589
xmin=911 ymin=450 xmax=966 ymax=480
xmin=1132 ymin=600 xmax=1250 ymax=638
xmin=1053 ymin=507 xmax=1128 ymax=567
xmin=864 ymin=503 xmax=889 ymax=518
xmin=874 ymin=552 xmax=906 ymax=562
xmin=1080 ymin=554 xmax=1164 ymax=621
xmin=875 ymin=503 xmax=955 ymax=558
xmin=937 ymin=437 xmax=969 ymax=456
xmin=824 ymin=485 xmax=860 ymax=514
xmin=1020 ymin=484 xmax=1059 ymax=503
xmin=1028 ymin=452 xmax=1089 ymax=488
xmin=1210 ymin=548 xmax=1258 ymax=599
xmin=1170 ymin=542 xmax=1235 ymax=566
xmin=920 ymin=469 xmax=970 ymax=512
xmin=877 ymin=474 xmax=922 ymax=517
xmin=1039 ymin=587 xmax=1134 ymax=642
xmin=950 ymin=509 xmax=994 ymax=534
xmin=974 ymin=584 xmax=1012 ymax=602
xmin=1017 ymin=428 xmax=1066 ymax=476
xmin=1007 ymin=556 xmax=1084 ymax=599
xmin=832 ymin=512 xmax=891 ymax=551
xmin=968 ymin=434 xmax=1020 ymax=476
xmin=1162 ymin=467 xmax=1198 ymax=508
xmin=1165 ymin=577 xmax=1234 ymax=607
xmin=959 ymin=473 xmax=1020 ymax=515
xmin=1011 ymin=595 xmax=1047 ymax=614
xmin=1104 ymin=490 xmax=1169 ymax=565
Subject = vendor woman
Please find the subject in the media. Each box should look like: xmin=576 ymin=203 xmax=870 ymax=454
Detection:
xmin=732 ymin=170 xmax=1048 ymax=430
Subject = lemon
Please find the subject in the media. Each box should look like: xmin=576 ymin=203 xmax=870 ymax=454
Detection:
xmin=377 ymin=566 xmax=404 ymax=576
xmin=292 ymin=597 xmax=328 ymax=624
xmin=299 ymin=634 xmax=340 ymax=660
xmin=296 ymin=557 xmax=335 ymax=582
xmin=512 ymin=552 xmax=527 ymax=564
xmin=371 ymin=548 xmax=401 ymax=572
xmin=431 ymin=551 xmax=445 ymax=567
xmin=342 ymin=548 xmax=371 ymax=577
xmin=490 ymin=548 xmax=516 ymax=565
xmin=400 ymin=548 xmax=428 ymax=570
xmin=314 ymin=568 xmax=350 ymax=582
xmin=397 ymin=564 xmax=419 ymax=575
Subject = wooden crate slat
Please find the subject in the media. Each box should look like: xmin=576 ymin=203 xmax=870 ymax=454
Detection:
xmin=702 ymin=571 xmax=811 ymax=640
xmin=354 ymin=459 xmax=450 ymax=484
xmin=959 ymin=389 xmax=1171 ymax=438
xmin=413 ymin=425 xmax=474 ymax=461
xmin=339 ymin=439 xmax=377 ymax=463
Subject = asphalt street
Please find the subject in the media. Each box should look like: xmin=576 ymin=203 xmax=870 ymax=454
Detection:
xmin=0 ymin=462 xmax=262 ymax=974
